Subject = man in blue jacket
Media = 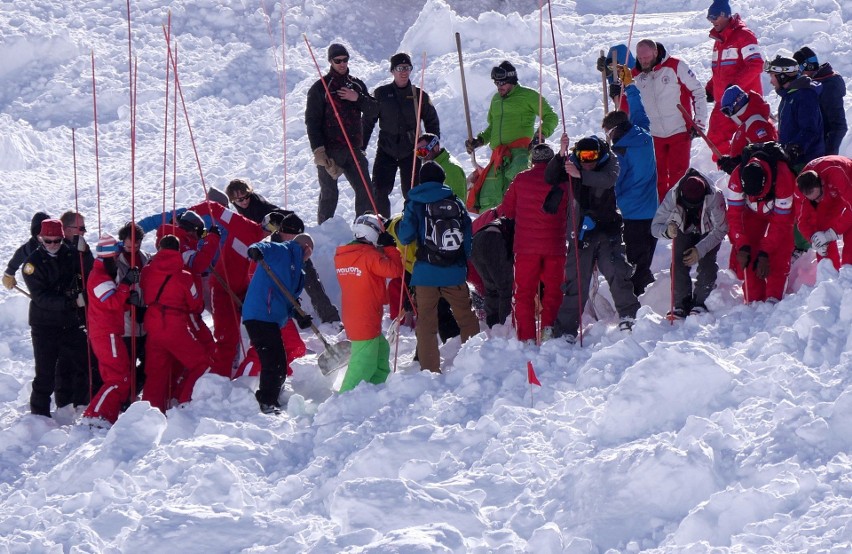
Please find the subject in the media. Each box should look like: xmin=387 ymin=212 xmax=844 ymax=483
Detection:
xmin=243 ymin=234 xmax=312 ymax=413
xmin=601 ymin=66 xmax=659 ymax=296
xmin=793 ymin=46 xmax=848 ymax=156
xmin=765 ymin=54 xmax=825 ymax=169
xmin=397 ymin=161 xmax=480 ymax=373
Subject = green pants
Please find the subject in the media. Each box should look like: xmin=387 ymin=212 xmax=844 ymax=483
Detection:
xmin=478 ymin=148 xmax=530 ymax=211
xmin=338 ymin=335 xmax=391 ymax=392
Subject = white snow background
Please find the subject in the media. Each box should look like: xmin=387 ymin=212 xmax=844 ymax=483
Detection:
xmin=1 ymin=0 xmax=852 ymax=551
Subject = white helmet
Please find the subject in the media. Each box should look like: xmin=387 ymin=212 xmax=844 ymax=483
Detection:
xmin=353 ymin=214 xmax=382 ymax=245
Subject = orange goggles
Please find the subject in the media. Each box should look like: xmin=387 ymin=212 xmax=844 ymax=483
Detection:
xmin=416 ymin=136 xmax=439 ymax=158
xmin=576 ymin=149 xmax=601 ymax=163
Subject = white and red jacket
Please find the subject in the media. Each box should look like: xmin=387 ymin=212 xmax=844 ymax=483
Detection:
xmin=86 ymin=260 xmax=131 ymax=338
xmin=631 ymin=53 xmax=708 ymax=138
xmin=728 ymin=91 xmax=778 ymax=158
xmin=726 ymin=158 xmax=797 ymax=255
xmin=707 ymin=14 xmax=763 ymax=102
xmin=795 ymin=156 xmax=852 ymax=240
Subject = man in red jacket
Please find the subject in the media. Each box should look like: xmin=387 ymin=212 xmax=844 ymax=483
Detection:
xmin=81 ymin=235 xmax=138 ymax=427
xmin=497 ymin=143 xmax=567 ymax=343
xmin=705 ymin=1 xmax=764 ymax=158
xmin=725 ymin=144 xmax=797 ymax=302
xmin=795 ymin=156 xmax=852 ymax=269
xmin=715 ymin=85 xmax=778 ymax=174
xmin=140 ymin=235 xmax=212 ymax=412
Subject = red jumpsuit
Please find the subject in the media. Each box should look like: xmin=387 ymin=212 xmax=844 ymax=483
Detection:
xmin=706 ymin=15 xmax=764 ymax=158
xmin=796 ymin=156 xmax=852 ymax=269
xmin=140 ymin=249 xmax=212 ymax=412
xmin=82 ymin=260 xmax=132 ymax=423
xmin=726 ymin=158 xmax=796 ymax=301
xmin=728 ymin=91 xmax=778 ymax=158
xmin=497 ymin=162 xmax=568 ymax=341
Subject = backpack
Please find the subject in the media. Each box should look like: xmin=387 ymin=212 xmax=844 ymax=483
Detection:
xmin=417 ymin=197 xmax=466 ymax=266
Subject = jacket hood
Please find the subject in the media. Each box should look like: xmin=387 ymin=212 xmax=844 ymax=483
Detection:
xmin=408 ymin=181 xmax=455 ymax=203
xmin=813 ymin=62 xmax=836 ymax=80
xmin=30 ymin=212 xmax=52 ymax=237
xmin=149 ymin=249 xmax=185 ymax=274
xmin=787 ymin=75 xmax=821 ymax=94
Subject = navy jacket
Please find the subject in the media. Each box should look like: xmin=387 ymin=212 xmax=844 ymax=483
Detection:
xmin=812 ymin=63 xmax=848 ymax=155
xmin=777 ymin=76 xmax=825 ymax=165
xmin=242 ymin=241 xmax=305 ymax=326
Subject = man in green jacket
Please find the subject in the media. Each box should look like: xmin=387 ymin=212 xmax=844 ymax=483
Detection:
xmin=465 ymin=60 xmax=558 ymax=212
xmin=416 ymin=133 xmax=467 ymax=200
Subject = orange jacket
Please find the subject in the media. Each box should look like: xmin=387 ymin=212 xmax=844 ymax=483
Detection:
xmin=334 ymin=242 xmax=402 ymax=341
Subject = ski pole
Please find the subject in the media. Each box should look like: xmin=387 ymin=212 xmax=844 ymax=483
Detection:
xmin=455 ymin=32 xmax=481 ymax=169
xmin=546 ymin=0 xmax=567 ymax=134
xmin=600 ymin=49 xmax=609 ymax=115
xmin=14 ymin=285 xmax=31 ymax=298
xmin=677 ymin=104 xmax=723 ymax=159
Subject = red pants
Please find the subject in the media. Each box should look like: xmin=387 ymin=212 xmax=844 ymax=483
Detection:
xmin=513 ymin=253 xmax=566 ymax=341
xmin=142 ymin=318 xmax=212 ymax=412
xmin=653 ymin=133 xmax=691 ymax=201
xmin=210 ymin=279 xmax=247 ymax=377
xmin=735 ymin=219 xmax=793 ymax=302
xmin=707 ymin=106 xmax=737 ymax=160
xmin=83 ymin=333 xmax=130 ymax=423
xmin=234 ymin=320 xmax=306 ymax=378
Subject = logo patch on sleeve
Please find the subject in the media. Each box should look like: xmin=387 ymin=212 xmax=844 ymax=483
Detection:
xmin=23 ymin=263 xmax=34 ymax=275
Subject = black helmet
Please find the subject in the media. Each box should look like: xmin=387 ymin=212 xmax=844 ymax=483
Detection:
xmin=178 ymin=210 xmax=205 ymax=234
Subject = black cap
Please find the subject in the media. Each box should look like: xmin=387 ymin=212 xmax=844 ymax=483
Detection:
xmin=327 ymin=43 xmax=349 ymax=62
xmin=30 ymin=212 xmax=52 ymax=237
xmin=389 ymin=52 xmax=412 ymax=70
xmin=793 ymin=47 xmax=819 ymax=71
xmin=419 ymin=161 xmax=446 ymax=184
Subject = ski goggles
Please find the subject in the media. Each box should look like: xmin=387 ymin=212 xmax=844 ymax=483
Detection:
xmin=575 ymin=149 xmax=601 ymax=163
xmin=416 ymin=136 xmax=440 ymax=158
xmin=763 ymin=60 xmax=798 ymax=74
xmin=392 ymin=64 xmax=412 ymax=73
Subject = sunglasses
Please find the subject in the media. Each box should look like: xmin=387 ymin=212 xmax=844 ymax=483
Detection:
xmin=576 ymin=150 xmax=601 ymax=163
xmin=231 ymin=194 xmax=251 ymax=203
xmin=392 ymin=65 xmax=412 ymax=73
xmin=65 ymin=225 xmax=86 ymax=232
xmin=332 ymin=57 xmax=349 ymax=64
xmin=416 ymin=136 xmax=440 ymax=158
xmin=42 ymin=238 xmax=63 ymax=245
xmin=706 ymin=14 xmax=724 ymax=22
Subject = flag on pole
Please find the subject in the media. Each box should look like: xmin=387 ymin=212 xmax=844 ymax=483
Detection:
xmin=527 ymin=361 xmax=541 ymax=386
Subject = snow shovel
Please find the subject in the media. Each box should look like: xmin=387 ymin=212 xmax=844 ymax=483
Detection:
xmin=257 ymin=259 xmax=351 ymax=375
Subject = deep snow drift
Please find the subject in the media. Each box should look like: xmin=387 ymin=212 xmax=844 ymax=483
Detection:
xmin=1 ymin=0 xmax=851 ymax=551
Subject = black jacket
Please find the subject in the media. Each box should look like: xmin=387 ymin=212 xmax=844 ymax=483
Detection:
xmin=22 ymin=243 xmax=88 ymax=328
xmin=305 ymin=69 xmax=378 ymax=152
xmin=545 ymin=152 xmax=623 ymax=234
xmin=363 ymin=82 xmax=440 ymax=159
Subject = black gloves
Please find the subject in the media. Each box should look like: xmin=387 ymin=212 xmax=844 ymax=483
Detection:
xmin=207 ymin=224 xmax=221 ymax=236
xmin=754 ymin=252 xmax=770 ymax=279
xmin=127 ymin=290 xmax=145 ymax=307
xmin=717 ymin=155 xmax=740 ymax=175
xmin=736 ymin=245 xmax=751 ymax=269
xmin=542 ymin=186 xmax=564 ymax=215
xmin=465 ymin=136 xmax=484 ymax=154
xmin=247 ymin=247 xmax=263 ymax=261
xmin=596 ymin=55 xmax=612 ymax=76
xmin=608 ymin=83 xmax=622 ymax=100
xmin=121 ymin=268 xmax=140 ymax=285
xmin=377 ymin=231 xmax=396 ymax=247
xmin=706 ymin=89 xmax=714 ymax=103
xmin=294 ymin=311 xmax=313 ymax=330
xmin=785 ymin=144 xmax=803 ymax=164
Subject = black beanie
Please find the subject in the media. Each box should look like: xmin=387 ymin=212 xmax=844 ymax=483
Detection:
xmin=491 ymin=61 xmax=519 ymax=84
xmin=793 ymin=46 xmax=819 ymax=71
xmin=419 ymin=161 xmax=446 ymax=184
xmin=389 ymin=52 xmax=412 ymax=70
xmin=740 ymin=162 xmax=766 ymax=196
xmin=279 ymin=213 xmax=305 ymax=235
xmin=327 ymin=43 xmax=349 ymax=62
xmin=30 ymin=211 xmax=52 ymax=237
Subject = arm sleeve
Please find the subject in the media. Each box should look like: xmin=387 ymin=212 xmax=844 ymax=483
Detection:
xmin=422 ymin=91 xmax=441 ymax=137
xmin=651 ymin=189 xmax=680 ymax=238
xmin=362 ymin=86 xmax=380 ymax=149
xmin=539 ymin=96 xmax=559 ymax=137
xmin=678 ymin=60 xmax=709 ymax=129
xmin=368 ymin=246 xmax=404 ymax=279
xmin=397 ymin=202 xmax=419 ymax=246
xmin=695 ymin=191 xmax=730 ymax=258
xmin=5 ymin=242 xmax=31 ymax=276
xmin=305 ymin=80 xmax=327 ymax=151
xmin=625 ymin=85 xmax=651 ymax=132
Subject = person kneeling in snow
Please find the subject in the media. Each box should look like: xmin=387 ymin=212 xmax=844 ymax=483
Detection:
xmin=335 ymin=214 xmax=402 ymax=392
xmin=795 ymin=156 xmax=852 ymax=269
xmin=652 ymin=170 xmax=728 ymax=318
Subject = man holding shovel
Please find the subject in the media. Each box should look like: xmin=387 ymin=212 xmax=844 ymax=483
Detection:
xmin=243 ymin=234 xmax=313 ymax=414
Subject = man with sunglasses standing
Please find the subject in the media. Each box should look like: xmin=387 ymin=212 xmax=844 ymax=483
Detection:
xmin=306 ymin=43 xmax=378 ymax=224
xmin=364 ymin=52 xmax=440 ymax=219
xmin=705 ymin=1 xmax=764 ymax=159
xmin=466 ymin=60 xmax=558 ymax=212
xmin=21 ymin=219 xmax=93 ymax=417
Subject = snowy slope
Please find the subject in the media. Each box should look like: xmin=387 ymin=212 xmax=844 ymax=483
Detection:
xmin=1 ymin=0 xmax=852 ymax=551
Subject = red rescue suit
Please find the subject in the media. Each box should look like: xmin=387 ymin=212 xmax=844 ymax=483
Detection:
xmin=796 ymin=156 xmax=852 ymax=268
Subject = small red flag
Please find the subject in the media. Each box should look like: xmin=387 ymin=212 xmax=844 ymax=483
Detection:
xmin=527 ymin=361 xmax=541 ymax=386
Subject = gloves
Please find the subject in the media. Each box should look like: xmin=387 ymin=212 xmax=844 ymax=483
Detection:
xmin=127 ymin=290 xmax=145 ymax=307
xmin=690 ymin=128 xmax=701 ymax=140
xmin=810 ymin=229 xmax=838 ymax=248
xmin=785 ymin=144 xmax=803 ymax=164
xmin=596 ymin=55 xmax=612 ymax=75
xmin=542 ymin=186 xmax=564 ymax=215
xmin=617 ymin=65 xmax=633 ymax=87
xmin=754 ymin=252 xmax=770 ymax=279
xmin=377 ymin=231 xmax=396 ymax=247
xmin=2 ymin=273 xmax=16 ymax=290
xmin=683 ymin=247 xmax=700 ymax=267
xmin=665 ymin=222 xmax=679 ymax=239
xmin=207 ymin=224 xmax=221 ymax=236
xmin=465 ymin=136 xmax=484 ymax=154
xmin=608 ymin=82 xmax=622 ymax=100
xmin=313 ymin=146 xmax=344 ymax=179
xmin=815 ymin=244 xmax=828 ymax=257
xmin=294 ymin=311 xmax=313 ymax=330
xmin=121 ymin=267 xmax=140 ymax=285
xmin=247 ymin=247 xmax=263 ymax=261
xmin=705 ymin=89 xmax=714 ymax=103
xmin=736 ymin=246 xmax=751 ymax=269
xmin=717 ymin=155 xmax=740 ymax=175
xmin=261 ymin=212 xmax=285 ymax=233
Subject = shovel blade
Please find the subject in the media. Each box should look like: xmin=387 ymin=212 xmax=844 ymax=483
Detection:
xmin=318 ymin=340 xmax=352 ymax=376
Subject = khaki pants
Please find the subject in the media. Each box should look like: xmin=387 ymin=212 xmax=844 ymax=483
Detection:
xmin=414 ymin=284 xmax=480 ymax=372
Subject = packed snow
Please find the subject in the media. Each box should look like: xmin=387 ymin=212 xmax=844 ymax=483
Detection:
xmin=1 ymin=0 xmax=851 ymax=551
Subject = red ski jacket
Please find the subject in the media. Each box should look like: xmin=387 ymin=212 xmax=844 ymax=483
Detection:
xmin=86 ymin=260 xmax=131 ymax=337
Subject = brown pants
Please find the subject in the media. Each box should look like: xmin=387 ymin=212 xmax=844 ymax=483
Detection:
xmin=414 ymin=284 xmax=480 ymax=372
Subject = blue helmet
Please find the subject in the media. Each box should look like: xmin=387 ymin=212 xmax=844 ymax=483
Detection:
xmin=720 ymin=85 xmax=749 ymax=117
